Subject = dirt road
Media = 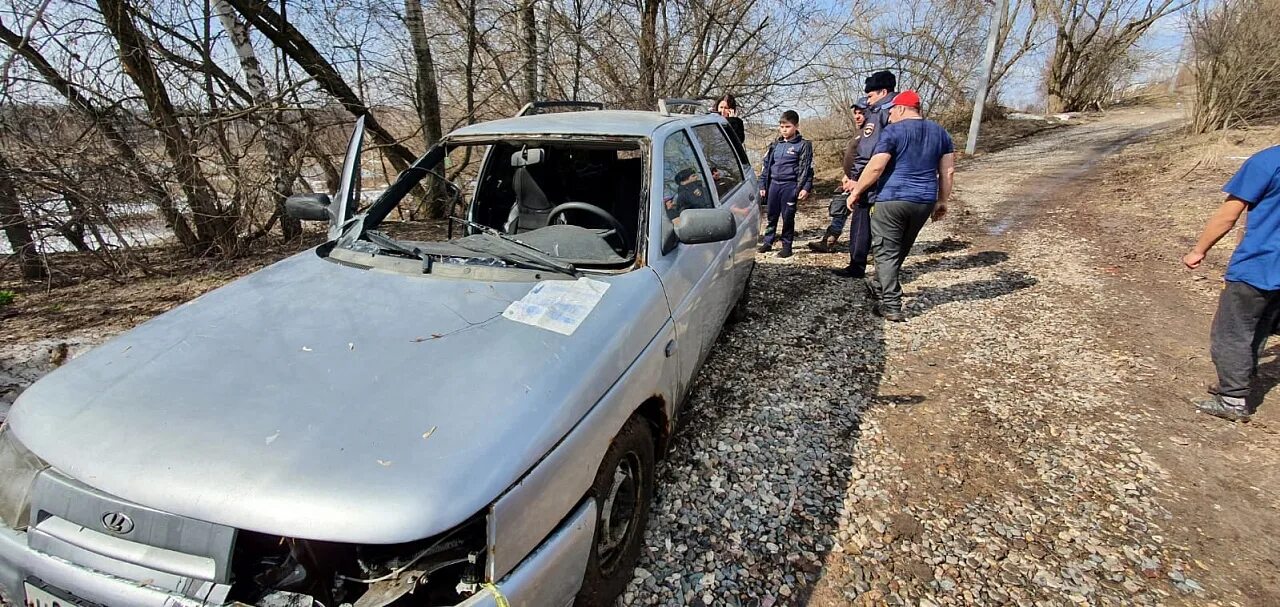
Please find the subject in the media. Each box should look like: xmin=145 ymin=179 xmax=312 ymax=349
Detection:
xmin=626 ymin=107 xmax=1280 ymax=606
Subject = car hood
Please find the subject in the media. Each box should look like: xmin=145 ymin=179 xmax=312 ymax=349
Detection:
xmin=9 ymin=250 xmax=672 ymax=543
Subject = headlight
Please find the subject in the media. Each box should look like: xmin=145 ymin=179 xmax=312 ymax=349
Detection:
xmin=0 ymin=427 xmax=49 ymax=530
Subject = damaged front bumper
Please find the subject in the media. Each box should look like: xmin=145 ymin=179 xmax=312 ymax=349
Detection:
xmin=0 ymin=499 xmax=596 ymax=607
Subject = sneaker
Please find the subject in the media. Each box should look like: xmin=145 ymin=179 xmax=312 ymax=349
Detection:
xmin=778 ymin=245 xmax=793 ymax=258
xmin=757 ymin=243 xmax=772 ymax=254
xmin=807 ymin=240 xmax=830 ymax=253
xmin=1195 ymin=396 xmax=1251 ymax=422
xmin=832 ymin=265 xmax=865 ymax=278
xmin=872 ymin=303 xmax=906 ymax=322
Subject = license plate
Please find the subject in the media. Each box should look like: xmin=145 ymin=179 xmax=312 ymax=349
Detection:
xmin=24 ymin=582 xmax=84 ymax=607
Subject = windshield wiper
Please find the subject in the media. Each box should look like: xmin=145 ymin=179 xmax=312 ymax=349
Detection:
xmin=365 ymin=230 xmax=425 ymax=259
xmin=448 ymin=216 xmax=578 ymax=277
xmin=364 ymin=230 xmax=435 ymax=273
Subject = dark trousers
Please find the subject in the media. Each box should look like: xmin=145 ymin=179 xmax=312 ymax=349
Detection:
xmin=827 ymin=202 xmax=848 ymax=236
xmin=847 ymin=202 xmax=872 ymax=270
xmin=1210 ymin=280 xmax=1280 ymax=400
xmin=869 ymin=200 xmax=935 ymax=311
xmin=763 ymin=181 xmax=799 ymax=247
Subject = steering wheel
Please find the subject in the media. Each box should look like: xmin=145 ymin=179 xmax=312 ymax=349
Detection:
xmin=546 ymin=202 xmax=628 ymax=251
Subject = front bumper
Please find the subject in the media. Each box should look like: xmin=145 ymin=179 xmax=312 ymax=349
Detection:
xmin=0 ymin=499 xmax=596 ymax=607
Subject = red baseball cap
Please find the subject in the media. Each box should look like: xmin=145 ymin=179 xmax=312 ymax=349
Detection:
xmin=892 ymin=90 xmax=921 ymax=108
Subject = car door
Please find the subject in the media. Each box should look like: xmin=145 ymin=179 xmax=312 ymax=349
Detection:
xmin=688 ymin=120 xmax=758 ymax=325
xmin=649 ymin=127 xmax=725 ymax=403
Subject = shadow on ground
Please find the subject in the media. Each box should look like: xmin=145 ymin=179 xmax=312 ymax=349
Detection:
xmin=628 ymin=259 xmax=885 ymax=605
xmin=626 ymin=237 xmax=1037 ymax=605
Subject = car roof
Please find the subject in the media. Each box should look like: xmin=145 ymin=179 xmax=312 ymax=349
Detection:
xmin=447 ymin=109 xmax=714 ymax=139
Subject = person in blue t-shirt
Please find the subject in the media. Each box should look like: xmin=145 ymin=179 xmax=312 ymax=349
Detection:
xmin=844 ymin=90 xmax=955 ymax=322
xmin=1183 ymin=145 xmax=1280 ymax=422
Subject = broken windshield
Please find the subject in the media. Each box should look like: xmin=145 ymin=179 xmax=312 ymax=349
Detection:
xmin=334 ymin=134 xmax=647 ymax=275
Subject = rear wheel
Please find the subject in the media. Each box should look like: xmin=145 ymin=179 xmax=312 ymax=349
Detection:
xmin=575 ymin=417 xmax=655 ymax=607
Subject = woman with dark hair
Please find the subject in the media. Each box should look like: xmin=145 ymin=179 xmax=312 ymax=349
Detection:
xmin=717 ymin=94 xmax=746 ymax=143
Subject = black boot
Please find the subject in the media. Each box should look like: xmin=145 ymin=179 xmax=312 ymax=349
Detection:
xmin=778 ymin=244 xmax=793 ymax=258
xmin=832 ymin=265 xmax=864 ymax=278
xmin=872 ymin=303 xmax=906 ymax=322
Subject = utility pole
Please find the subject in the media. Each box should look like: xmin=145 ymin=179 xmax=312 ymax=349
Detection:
xmin=965 ymin=0 xmax=1008 ymax=155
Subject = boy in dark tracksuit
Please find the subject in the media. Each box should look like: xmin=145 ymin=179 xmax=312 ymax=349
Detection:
xmin=835 ymin=70 xmax=897 ymax=278
xmin=757 ymin=110 xmax=814 ymax=258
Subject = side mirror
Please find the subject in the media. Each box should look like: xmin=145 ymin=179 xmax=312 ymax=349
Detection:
xmin=673 ymin=208 xmax=736 ymax=245
xmin=286 ymin=193 xmax=332 ymax=221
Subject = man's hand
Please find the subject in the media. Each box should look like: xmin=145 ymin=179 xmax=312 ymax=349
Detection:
xmin=846 ymin=191 xmax=859 ymax=212
xmin=797 ymin=189 xmax=809 ymax=201
xmin=1183 ymin=250 xmax=1206 ymax=269
xmin=931 ymin=203 xmax=948 ymax=222
xmin=841 ymin=176 xmax=853 ymax=192
xmin=759 ymin=188 xmax=767 ymax=198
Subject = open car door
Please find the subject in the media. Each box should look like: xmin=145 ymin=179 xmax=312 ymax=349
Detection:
xmin=329 ymin=115 xmax=366 ymax=240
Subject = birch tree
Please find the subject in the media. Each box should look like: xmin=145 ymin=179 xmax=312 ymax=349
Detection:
xmin=212 ymin=0 xmax=302 ymax=240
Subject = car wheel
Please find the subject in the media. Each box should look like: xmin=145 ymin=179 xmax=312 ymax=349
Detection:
xmin=728 ymin=266 xmax=753 ymax=324
xmin=575 ymin=416 xmax=655 ymax=607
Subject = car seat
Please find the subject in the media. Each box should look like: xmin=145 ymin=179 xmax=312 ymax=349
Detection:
xmin=505 ymin=148 xmax=553 ymax=233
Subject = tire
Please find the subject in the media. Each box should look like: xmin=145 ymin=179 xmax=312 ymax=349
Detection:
xmin=728 ymin=265 xmax=754 ymax=324
xmin=575 ymin=416 xmax=655 ymax=607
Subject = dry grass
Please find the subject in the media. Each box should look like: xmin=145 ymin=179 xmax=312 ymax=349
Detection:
xmin=1089 ymin=121 xmax=1280 ymax=274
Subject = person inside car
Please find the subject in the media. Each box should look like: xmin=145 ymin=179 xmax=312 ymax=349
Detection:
xmin=666 ymin=167 xmax=712 ymax=221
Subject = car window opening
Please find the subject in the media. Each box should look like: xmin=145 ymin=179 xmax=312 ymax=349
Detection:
xmin=353 ymin=138 xmax=646 ymax=276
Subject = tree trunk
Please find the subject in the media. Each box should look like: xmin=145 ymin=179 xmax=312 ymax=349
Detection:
xmin=98 ymin=0 xmax=233 ymax=255
xmin=538 ymin=0 xmax=551 ymax=98
xmin=224 ymin=0 xmax=418 ymax=171
xmin=0 ymin=157 xmax=44 ymax=280
xmin=405 ymin=0 xmax=448 ymax=218
xmin=571 ymin=0 xmax=584 ymax=99
xmin=405 ymin=0 xmax=444 ymax=147
xmin=212 ymin=0 xmax=301 ymax=240
xmin=520 ymin=0 xmax=538 ymax=104
xmin=0 ymin=21 xmax=199 ymax=253
xmin=638 ymin=0 xmax=662 ymax=107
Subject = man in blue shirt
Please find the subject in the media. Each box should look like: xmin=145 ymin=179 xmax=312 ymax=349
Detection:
xmin=845 ymin=90 xmax=955 ymax=322
xmin=1183 ymin=145 xmax=1280 ymax=422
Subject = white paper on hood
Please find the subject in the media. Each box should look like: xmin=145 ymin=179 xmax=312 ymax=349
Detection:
xmin=502 ymin=277 xmax=611 ymax=335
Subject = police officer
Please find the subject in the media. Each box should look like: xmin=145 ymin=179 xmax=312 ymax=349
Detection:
xmin=833 ymin=70 xmax=897 ymax=279
xmin=809 ymin=98 xmax=869 ymax=253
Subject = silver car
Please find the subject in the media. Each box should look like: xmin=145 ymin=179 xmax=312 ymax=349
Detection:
xmin=0 ymin=100 xmax=759 ymax=607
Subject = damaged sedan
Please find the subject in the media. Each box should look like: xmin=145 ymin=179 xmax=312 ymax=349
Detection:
xmin=0 ymin=100 xmax=758 ymax=607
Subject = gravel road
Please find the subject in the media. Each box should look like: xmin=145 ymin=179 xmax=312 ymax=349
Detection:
xmin=620 ymin=108 xmax=1254 ymax=606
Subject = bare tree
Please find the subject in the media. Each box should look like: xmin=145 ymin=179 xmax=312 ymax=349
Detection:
xmin=223 ymin=0 xmax=418 ymax=169
xmin=1043 ymin=0 xmax=1188 ymax=112
xmin=0 ymin=154 xmax=43 ymax=280
xmin=519 ymin=0 xmax=538 ymax=103
xmin=213 ymin=0 xmax=302 ymax=240
xmin=0 ymin=18 xmax=200 ymax=252
xmin=1188 ymin=0 xmax=1280 ymax=132
xmin=98 ymin=0 xmax=234 ymax=255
